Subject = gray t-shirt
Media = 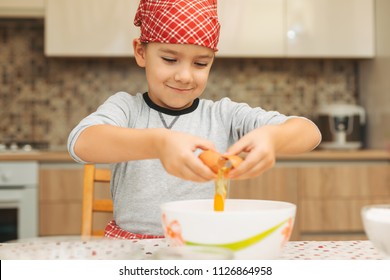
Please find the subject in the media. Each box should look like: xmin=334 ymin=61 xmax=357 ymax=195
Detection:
xmin=68 ymin=92 xmax=293 ymax=235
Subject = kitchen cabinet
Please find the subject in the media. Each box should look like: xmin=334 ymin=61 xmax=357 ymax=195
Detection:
xmin=45 ymin=0 xmax=139 ymax=57
xmin=39 ymin=163 xmax=112 ymax=236
xmin=217 ymin=0 xmax=284 ymax=57
xmin=298 ymin=163 xmax=390 ymax=240
xmin=286 ymin=0 xmax=374 ymax=57
xmin=44 ymin=0 xmax=374 ymax=58
xmin=217 ymin=0 xmax=374 ymax=58
xmin=39 ymin=163 xmax=83 ymax=235
xmin=0 ymin=0 xmax=44 ymax=17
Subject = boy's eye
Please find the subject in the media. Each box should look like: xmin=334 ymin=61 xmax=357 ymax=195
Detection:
xmin=162 ymin=57 xmax=176 ymax=63
xmin=194 ymin=62 xmax=208 ymax=67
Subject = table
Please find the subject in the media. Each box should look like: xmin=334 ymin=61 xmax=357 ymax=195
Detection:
xmin=0 ymin=238 xmax=385 ymax=260
xmin=280 ymin=240 xmax=384 ymax=260
xmin=137 ymin=239 xmax=384 ymax=260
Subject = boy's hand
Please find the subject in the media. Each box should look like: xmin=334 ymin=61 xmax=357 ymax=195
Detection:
xmin=224 ymin=117 xmax=321 ymax=180
xmin=224 ymin=126 xmax=276 ymax=180
xmin=157 ymin=130 xmax=217 ymax=182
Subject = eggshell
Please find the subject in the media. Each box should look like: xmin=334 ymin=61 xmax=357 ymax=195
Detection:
xmin=226 ymin=155 xmax=243 ymax=169
xmin=198 ymin=150 xmax=225 ymax=173
xmin=199 ymin=150 xmax=243 ymax=174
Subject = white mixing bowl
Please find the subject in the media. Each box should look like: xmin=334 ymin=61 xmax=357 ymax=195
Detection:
xmin=160 ymin=199 xmax=296 ymax=259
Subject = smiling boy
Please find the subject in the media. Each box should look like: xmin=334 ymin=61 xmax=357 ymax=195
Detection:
xmin=68 ymin=0 xmax=321 ymax=238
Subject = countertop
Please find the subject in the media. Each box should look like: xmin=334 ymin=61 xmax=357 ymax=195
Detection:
xmin=277 ymin=149 xmax=390 ymax=161
xmin=0 ymin=150 xmax=75 ymax=162
xmin=0 ymin=149 xmax=388 ymax=162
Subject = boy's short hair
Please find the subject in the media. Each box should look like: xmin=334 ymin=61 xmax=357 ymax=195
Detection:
xmin=134 ymin=0 xmax=220 ymax=51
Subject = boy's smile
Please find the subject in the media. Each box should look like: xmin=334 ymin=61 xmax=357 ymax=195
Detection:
xmin=134 ymin=40 xmax=215 ymax=111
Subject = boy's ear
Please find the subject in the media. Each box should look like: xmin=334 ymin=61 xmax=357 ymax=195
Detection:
xmin=133 ymin=38 xmax=146 ymax=67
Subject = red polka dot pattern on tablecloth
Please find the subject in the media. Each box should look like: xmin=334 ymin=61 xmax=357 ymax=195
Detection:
xmin=279 ymin=240 xmax=384 ymax=260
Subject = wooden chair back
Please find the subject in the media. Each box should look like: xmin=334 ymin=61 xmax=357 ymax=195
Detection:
xmin=81 ymin=164 xmax=113 ymax=237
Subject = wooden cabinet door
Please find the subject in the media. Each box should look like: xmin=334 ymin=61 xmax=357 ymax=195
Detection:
xmin=39 ymin=163 xmax=112 ymax=236
xmin=286 ymin=0 xmax=374 ymax=57
xmin=39 ymin=164 xmax=84 ymax=235
xmin=298 ymin=164 xmax=390 ymax=234
xmin=230 ymin=166 xmax=299 ymax=202
xmin=39 ymin=163 xmax=113 ymax=236
xmin=217 ymin=0 xmax=284 ymax=57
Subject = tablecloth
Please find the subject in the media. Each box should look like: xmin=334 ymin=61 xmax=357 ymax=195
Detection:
xmin=135 ymin=239 xmax=385 ymax=260
xmin=0 ymin=238 xmax=386 ymax=260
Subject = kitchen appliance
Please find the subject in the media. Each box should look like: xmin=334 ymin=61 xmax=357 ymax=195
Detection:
xmin=315 ymin=104 xmax=366 ymax=150
xmin=0 ymin=162 xmax=38 ymax=242
xmin=0 ymin=141 xmax=49 ymax=153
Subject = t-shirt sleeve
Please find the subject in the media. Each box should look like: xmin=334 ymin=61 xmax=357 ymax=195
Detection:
xmin=67 ymin=92 xmax=138 ymax=163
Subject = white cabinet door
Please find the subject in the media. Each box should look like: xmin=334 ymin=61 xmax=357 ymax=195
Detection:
xmin=217 ymin=0 xmax=284 ymax=57
xmin=286 ymin=0 xmax=375 ymax=58
xmin=45 ymin=0 xmax=139 ymax=57
xmin=0 ymin=0 xmax=44 ymax=17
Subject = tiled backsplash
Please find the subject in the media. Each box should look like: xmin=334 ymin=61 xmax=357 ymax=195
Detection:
xmin=1 ymin=19 xmax=359 ymax=149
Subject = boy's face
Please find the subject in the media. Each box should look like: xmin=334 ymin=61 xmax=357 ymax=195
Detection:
xmin=134 ymin=40 xmax=215 ymax=110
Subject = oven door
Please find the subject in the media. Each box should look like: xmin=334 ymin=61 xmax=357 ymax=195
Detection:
xmin=0 ymin=187 xmax=38 ymax=242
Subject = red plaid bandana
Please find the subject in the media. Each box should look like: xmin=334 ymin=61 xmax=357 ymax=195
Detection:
xmin=134 ymin=0 xmax=220 ymax=51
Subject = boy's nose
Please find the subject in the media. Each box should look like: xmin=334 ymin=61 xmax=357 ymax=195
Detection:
xmin=174 ymin=66 xmax=193 ymax=83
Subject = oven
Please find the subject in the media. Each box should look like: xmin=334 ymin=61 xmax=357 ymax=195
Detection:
xmin=0 ymin=161 xmax=38 ymax=242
